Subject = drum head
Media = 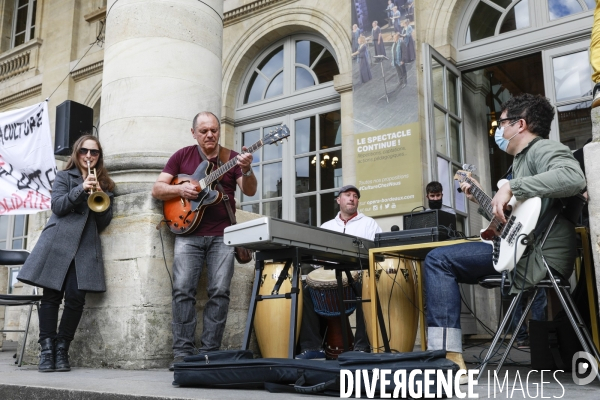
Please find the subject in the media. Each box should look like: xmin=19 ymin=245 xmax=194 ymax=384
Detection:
xmin=306 ymin=268 xmax=359 ymax=289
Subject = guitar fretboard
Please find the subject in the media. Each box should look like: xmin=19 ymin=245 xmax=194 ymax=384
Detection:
xmin=203 ymin=140 xmax=264 ymax=186
xmin=461 ymin=176 xmax=494 ymax=219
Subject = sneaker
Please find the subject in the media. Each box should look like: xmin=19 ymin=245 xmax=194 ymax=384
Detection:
xmin=516 ymin=339 xmax=530 ymax=349
xmin=593 ymin=82 xmax=600 ymax=109
xmin=168 ymin=355 xmax=187 ymax=371
xmin=295 ymin=350 xmax=326 ymax=360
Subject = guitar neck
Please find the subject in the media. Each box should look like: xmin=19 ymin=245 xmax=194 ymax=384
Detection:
xmin=204 ymin=141 xmax=263 ymax=186
xmin=464 ymin=177 xmax=493 ymax=218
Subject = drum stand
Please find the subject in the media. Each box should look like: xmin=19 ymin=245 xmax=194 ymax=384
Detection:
xmin=330 ymin=268 xmax=391 ymax=353
xmin=242 ymin=247 xmax=391 ymax=358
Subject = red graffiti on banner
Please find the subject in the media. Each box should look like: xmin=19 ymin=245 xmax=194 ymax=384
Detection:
xmin=0 ymin=190 xmax=51 ymax=214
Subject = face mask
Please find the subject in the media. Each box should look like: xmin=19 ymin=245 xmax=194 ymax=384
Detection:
xmin=428 ymin=199 xmax=443 ymax=210
xmin=494 ymin=126 xmax=519 ymax=152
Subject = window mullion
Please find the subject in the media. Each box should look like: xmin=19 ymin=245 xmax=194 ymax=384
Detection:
xmin=481 ymin=0 xmax=505 ymax=13
xmin=26 ymin=0 xmax=33 ymax=42
xmin=310 ymin=48 xmax=326 ymax=70
xmin=286 ymin=37 xmax=294 ymax=96
xmin=8 ymin=216 xmax=15 ymax=249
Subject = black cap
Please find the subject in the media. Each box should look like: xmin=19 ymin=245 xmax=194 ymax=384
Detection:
xmin=338 ymin=185 xmax=360 ymax=198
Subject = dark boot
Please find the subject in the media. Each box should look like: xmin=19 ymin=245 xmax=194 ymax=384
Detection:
xmin=38 ymin=338 xmax=55 ymax=372
xmin=55 ymin=339 xmax=71 ymax=372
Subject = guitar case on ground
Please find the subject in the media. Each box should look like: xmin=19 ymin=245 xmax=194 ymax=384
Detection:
xmin=172 ymin=349 xmax=460 ymax=397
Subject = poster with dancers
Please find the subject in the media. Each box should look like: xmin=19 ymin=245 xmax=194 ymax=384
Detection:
xmin=351 ymin=0 xmax=422 ymax=216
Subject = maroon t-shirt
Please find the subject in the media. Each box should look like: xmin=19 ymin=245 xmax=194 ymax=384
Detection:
xmin=163 ymin=145 xmax=243 ymax=236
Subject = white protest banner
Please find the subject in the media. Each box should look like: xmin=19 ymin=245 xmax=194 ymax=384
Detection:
xmin=0 ymin=102 xmax=57 ymax=215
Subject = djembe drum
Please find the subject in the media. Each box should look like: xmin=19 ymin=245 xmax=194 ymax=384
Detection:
xmin=254 ymin=262 xmax=303 ymax=358
xmin=362 ymin=257 xmax=418 ymax=352
xmin=306 ymin=268 xmax=360 ymax=359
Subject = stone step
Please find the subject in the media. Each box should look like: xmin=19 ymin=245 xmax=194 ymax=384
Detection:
xmin=0 ymin=384 xmax=194 ymax=400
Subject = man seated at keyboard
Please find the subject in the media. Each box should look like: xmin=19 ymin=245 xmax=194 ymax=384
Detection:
xmin=295 ymin=185 xmax=382 ymax=360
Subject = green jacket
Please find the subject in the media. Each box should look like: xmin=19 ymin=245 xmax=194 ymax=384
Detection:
xmin=507 ymin=136 xmax=586 ymax=291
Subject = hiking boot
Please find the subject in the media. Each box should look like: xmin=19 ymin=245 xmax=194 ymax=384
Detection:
xmin=38 ymin=338 xmax=55 ymax=372
xmin=55 ymin=339 xmax=72 ymax=372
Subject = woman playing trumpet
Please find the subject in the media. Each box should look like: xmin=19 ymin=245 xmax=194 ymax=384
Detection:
xmin=18 ymin=135 xmax=114 ymax=372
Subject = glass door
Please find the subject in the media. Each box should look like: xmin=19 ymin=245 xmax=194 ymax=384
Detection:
xmin=423 ymin=44 xmax=468 ymax=233
xmin=424 ymin=44 xmax=477 ymax=335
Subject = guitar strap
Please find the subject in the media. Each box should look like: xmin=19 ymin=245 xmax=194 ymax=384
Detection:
xmin=197 ymin=145 xmax=237 ymax=225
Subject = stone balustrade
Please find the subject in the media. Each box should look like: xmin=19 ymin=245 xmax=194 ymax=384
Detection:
xmin=0 ymin=39 xmax=42 ymax=83
xmin=224 ymin=0 xmax=295 ymax=26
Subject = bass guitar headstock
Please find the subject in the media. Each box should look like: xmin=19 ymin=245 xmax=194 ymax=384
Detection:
xmin=454 ymin=164 xmax=476 ymax=183
xmin=263 ymin=124 xmax=290 ymax=146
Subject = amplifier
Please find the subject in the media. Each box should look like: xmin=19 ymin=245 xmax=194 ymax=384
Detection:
xmin=375 ymin=227 xmax=449 ymax=248
xmin=403 ymin=209 xmax=456 ymax=230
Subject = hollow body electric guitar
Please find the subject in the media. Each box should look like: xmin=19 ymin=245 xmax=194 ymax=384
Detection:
xmin=163 ymin=125 xmax=290 ymax=235
xmin=454 ymin=165 xmax=541 ymax=272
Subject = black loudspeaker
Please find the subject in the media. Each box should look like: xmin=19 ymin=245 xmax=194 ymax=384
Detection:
xmin=402 ymin=209 xmax=456 ymax=230
xmin=54 ymin=100 xmax=94 ymax=155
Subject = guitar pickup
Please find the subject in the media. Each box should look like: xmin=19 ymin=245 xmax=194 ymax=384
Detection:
xmin=507 ymin=222 xmax=523 ymax=245
xmin=501 ymin=215 xmax=516 ymax=239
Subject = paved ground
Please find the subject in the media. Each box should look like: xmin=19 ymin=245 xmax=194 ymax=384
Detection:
xmin=1 ymin=340 xmax=599 ymax=399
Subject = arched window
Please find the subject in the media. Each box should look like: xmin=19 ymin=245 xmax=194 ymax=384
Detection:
xmin=461 ymin=0 xmax=593 ymax=46
xmin=453 ymin=0 xmax=593 ymax=187
xmin=236 ymin=35 xmax=341 ymax=226
xmin=242 ymin=39 xmax=339 ymax=105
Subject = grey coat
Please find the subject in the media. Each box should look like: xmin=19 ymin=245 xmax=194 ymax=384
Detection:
xmin=17 ymin=168 xmax=113 ymax=292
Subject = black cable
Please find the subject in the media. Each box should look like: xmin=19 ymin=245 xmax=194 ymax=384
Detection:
xmin=478 ymin=239 xmax=533 ymax=368
xmin=46 ymin=0 xmax=121 ymax=101
xmin=46 ymin=40 xmax=97 ymax=101
xmin=459 ymin=285 xmax=496 ymax=337
xmin=406 ymin=206 xmax=425 ymax=230
xmin=376 ymin=258 xmax=423 ymax=353
xmin=158 ymin=225 xmax=173 ymax=290
xmin=198 ymin=0 xmax=223 ymax=22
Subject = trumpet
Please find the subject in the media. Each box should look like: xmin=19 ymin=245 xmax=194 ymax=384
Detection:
xmin=86 ymin=161 xmax=110 ymax=212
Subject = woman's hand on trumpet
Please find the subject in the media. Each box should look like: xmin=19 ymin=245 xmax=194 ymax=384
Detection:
xmin=83 ymin=173 xmax=98 ymax=192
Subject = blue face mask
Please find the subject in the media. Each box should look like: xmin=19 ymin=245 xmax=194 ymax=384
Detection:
xmin=494 ymin=126 xmax=519 ymax=152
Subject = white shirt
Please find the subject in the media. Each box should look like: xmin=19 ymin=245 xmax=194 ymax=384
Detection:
xmin=320 ymin=212 xmax=382 ymax=240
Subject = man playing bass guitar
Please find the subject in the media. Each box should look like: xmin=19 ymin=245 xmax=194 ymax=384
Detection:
xmin=152 ymin=111 xmax=256 ymax=370
xmin=424 ymin=94 xmax=585 ymax=381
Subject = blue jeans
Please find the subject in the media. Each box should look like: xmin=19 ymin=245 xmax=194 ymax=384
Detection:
xmin=171 ymin=235 xmax=234 ymax=356
xmin=424 ymin=242 xmax=497 ymax=352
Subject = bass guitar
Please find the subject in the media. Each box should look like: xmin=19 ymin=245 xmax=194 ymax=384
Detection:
xmin=454 ymin=165 xmax=541 ymax=272
xmin=163 ymin=125 xmax=290 ymax=235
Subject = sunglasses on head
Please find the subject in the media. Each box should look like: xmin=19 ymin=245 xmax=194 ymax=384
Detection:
xmin=78 ymin=147 xmax=100 ymax=157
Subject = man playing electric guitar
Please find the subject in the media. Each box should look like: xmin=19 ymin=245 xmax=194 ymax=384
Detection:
xmin=152 ymin=111 xmax=256 ymax=370
xmin=423 ymin=94 xmax=586 ymax=380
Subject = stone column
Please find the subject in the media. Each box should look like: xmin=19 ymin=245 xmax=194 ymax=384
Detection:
xmin=585 ymin=108 xmax=600 ymax=315
xmin=23 ymin=0 xmax=228 ymax=369
xmin=100 ymin=0 xmax=224 ymax=192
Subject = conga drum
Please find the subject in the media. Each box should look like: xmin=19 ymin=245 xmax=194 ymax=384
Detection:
xmin=306 ymin=268 xmax=359 ymax=359
xmin=362 ymin=257 xmax=418 ymax=352
xmin=254 ymin=262 xmax=303 ymax=358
